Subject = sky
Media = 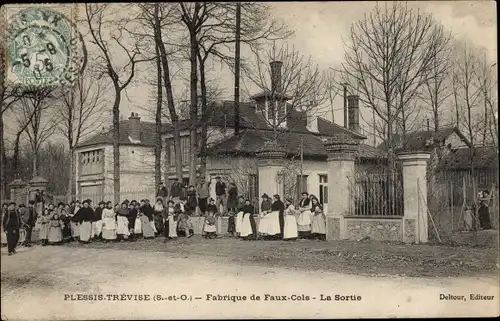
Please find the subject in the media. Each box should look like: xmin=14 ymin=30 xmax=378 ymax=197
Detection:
xmin=122 ymin=1 xmax=497 ymax=127
xmin=3 ymin=1 xmax=498 ymax=146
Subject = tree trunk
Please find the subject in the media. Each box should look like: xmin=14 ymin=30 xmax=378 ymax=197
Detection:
xmin=113 ymin=88 xmax=121 ymax=204
xmin=67 ymin=148 xmax=74 ymax=203
xmin=154 ymin=3 xmax=182 ymax=180
xmin=13 ymin=133 xmax=22 ymax=175
xmin=0 ymin=113 xmax=6 ymax=201
xmin=188 ymin=29 xmax=198 ymax=186
xmin=154 ymin=43 xmax=163 ymax=187
xmin=198 ymin=58 xmax=209 ymax=181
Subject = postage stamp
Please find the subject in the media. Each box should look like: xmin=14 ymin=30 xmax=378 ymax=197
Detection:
xmin=3 ymin=4 xmax=85 ymax=88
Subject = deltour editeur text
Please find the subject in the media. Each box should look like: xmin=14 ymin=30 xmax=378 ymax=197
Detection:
xmin=63 ymin=293 xmax=362 ymax=302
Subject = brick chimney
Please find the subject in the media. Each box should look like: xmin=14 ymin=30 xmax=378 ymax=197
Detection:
xmin=128 ymin=112 xmax=141 ymax=141
xmin=347 ymin=95 xmax=360 ymax=133
xmin=270 ymin=61 xmax=283 ymax=94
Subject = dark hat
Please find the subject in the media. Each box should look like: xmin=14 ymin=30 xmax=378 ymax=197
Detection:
xmin=98 ymin=201 xmax=105 ymax=205
xmin=273 ymin=194 xmax=280 ymax=199
xmin=9 ymin=201 xmax=16 ymax=206
xmin=106 ymin=201 xmax=113 ymax=205
xmin=82 ymin=199 xmax=91 ymax=204
xmin=58 ymin=202 xmax=65 ymax=207
xmin=167 ymin=200 xmax=174 ymax=205
xmin=123 ymin=199 xmax=130 ymax=204
xmin=301 ymin=191 xmax=309 ymax=196
xmin=261 ymin=193 xmax=269 ymax=198
xmin=28 ymin=200 xmax=35 ymax=205
xmin=140 ymin=199 xmax=145 ymax=202
xmin=216 ymin=176 xmax=221 ymax=179
xmin=121 ymin=201 xmax=128 ymax=205
xmin=131 ymin=200 xmax=137 ymax=204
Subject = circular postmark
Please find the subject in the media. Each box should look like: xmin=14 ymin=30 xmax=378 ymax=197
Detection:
xmin=6 ymin=7 xmax=86 ymax=88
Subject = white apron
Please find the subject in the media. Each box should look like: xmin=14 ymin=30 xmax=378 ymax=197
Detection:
xmin=258 ymin=211 xmax=280 ymax=235
xmin=116 ymin=216 xmax=130 ymax=236
xmin=284 ymin=215 xmax=298 ymax=239
xmin=240 ymin=213 xmax=253 ymax=237
xmin=235 ymin=211 xmax=244 ymax=233
xmin=134 ymin=217 xmax=142 ymax=234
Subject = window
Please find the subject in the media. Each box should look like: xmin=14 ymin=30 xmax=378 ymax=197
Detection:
xmin=167 ymin=136 xmax=190 ymax=165
xmin=319 ymin=174 xmax=328 ymax=205
xmin=248 ymin=174 xmax=258 ymax=200
xmin=296 ymin=175 xmax=308 ymax=195
xmin=80 ymin=149 xmax=103 ymax=176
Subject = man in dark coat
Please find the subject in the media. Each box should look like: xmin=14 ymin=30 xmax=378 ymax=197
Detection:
xmin=170 ymin=179 xmax=185 ymax=204
xmin=21 ymin=201 xmax=36 ymax=247
xmin=271 ymin=194 xmax=285 ymax=238
xmin=157 ymin=183 xmax=169 ymax=205
xmin=215 ymin=176 xmax=227 ymax=214
xmin=3 ymin=202 xmax=22 ymax=255
xmin=243 ymin=199 xmax=257 ymax=240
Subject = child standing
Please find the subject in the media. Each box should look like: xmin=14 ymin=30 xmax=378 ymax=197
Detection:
xmin=176 ymin=199 xmax=194 ymax=237
xmin=48 ymin=212 xmax=63 ymax=245
xmin=37 ymin=209 xmax=51 ymax=246
xmin=203 ymin=210 xmax=217 ymax=239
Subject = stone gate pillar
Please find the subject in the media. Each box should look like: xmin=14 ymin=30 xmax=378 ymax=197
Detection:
xmin=256 ymin=141 xmax=286 ymax=200
xmin=8 ymin=179 xmax=28 ymax=206
xmin=324 ymin=133 xmax=358 ymax=240
xmin=398 ymin=152 xmax=431 ymax=243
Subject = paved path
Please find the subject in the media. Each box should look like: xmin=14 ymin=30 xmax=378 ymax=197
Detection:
xmin=1 ymin=246 xmax=499 ymax=319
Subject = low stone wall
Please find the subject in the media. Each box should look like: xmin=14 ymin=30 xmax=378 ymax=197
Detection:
xmin=344 ymin=217 xmax=403 ymax=242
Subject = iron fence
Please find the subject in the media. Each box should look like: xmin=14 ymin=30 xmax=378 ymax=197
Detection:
xmin=348 ymin=172 xmax=404 ymax=217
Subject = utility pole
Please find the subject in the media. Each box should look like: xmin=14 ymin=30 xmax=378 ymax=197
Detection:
xmin=298 ymin=135 xmax=304 ymax=200
xmin=234 ymin=2 xmax=241 ymax=136
xmin=343 ymin=83 xmax=348 ymax=128
xmin=372 ymin=107 xmax=376 ymax=146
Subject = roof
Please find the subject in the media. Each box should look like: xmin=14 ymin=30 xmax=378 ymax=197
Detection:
xmin=165 ymin=101 xmax=366 ymax=139
xmin=205 ymin=129 xmax=383 ymax=160
xmin=76 ymin=119 xmax=161 ymax=149
xmin=437 ymin=146 xmax=499 ymax=170
xmin=378 ymin=127 xmax=472 ymax=153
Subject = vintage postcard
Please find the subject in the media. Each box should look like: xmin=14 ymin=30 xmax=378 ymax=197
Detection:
xmin=1 ymin=1 xmax=498 ymax=319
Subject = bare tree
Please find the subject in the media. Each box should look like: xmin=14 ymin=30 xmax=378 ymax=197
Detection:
xmin=56 ymin=75 xmax=108 ymax=201
xmin=14 ymin=89 xmax=56 ymax=177
xmin=340 ymin=2 xmax=450 ymax=169
xmin=452 ymin=42 xmax=482 ymax=147
xmin=84 ymin=4 xmax=152 ymax=203
xmin=421 ymin=36 xmax=453 ymax=132
xmin=475 ymin=54 xmax=498 ymax=148
xmin=245 ymin=43 xmax=328 ymax=141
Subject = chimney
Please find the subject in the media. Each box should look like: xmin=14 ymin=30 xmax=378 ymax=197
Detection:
xmin=347 ymin=95 xmax=360 ymax=133
xmin=270 ymin=61 xmax=283 ymax=94
xmin=306 ymin=102 xmax=318 ymax=133
xmin=128 ymin=112 xmax=141 ymax=141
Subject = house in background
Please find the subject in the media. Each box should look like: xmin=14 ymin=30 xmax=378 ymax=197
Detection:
xmin=74 ymin=113 xmax=165 ymax=203
xmin=74 ymin=61 xmax=385 ymax=207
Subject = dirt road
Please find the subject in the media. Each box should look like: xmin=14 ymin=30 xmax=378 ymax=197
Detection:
xmin=1 ymin=244 xmax=498 ymax=319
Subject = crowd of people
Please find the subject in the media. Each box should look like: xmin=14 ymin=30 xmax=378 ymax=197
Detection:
xmin=1 ymin=177 xmax=327 ymax=256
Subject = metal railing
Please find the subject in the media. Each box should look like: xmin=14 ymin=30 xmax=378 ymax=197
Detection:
xmin=348 ymin=172 xmax=404 ymax=217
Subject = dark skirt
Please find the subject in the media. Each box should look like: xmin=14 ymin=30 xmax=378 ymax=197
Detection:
xmin=228 ymin=215 xmax=236 ymax=233
xmin=188 ymin=196 xmax=197 ymax=210
xmin=154 ymin=214 xmax=164 ymax=234
xmin=198 ymin=198 xmax=208 ymax=214
xmin=227 ymin=197 xmax=238 ymax=210
xmin=478 ymin=206 xmax=492 ymax=229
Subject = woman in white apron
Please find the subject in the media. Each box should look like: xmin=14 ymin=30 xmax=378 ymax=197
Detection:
xmin=283 ymin=198 xmax=298 ymax=240
xmin=116 ymin=202 xmax=131 ymax=240
xmin=297 ymin=192 xmax=312 ymax=239
xmin=102 ymin=201 xmax=117 ymax=241
xmin=257 ymin=194 xmax=273 ymax=239
xmin=310 ymin=197 xmax=326 ymax=241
